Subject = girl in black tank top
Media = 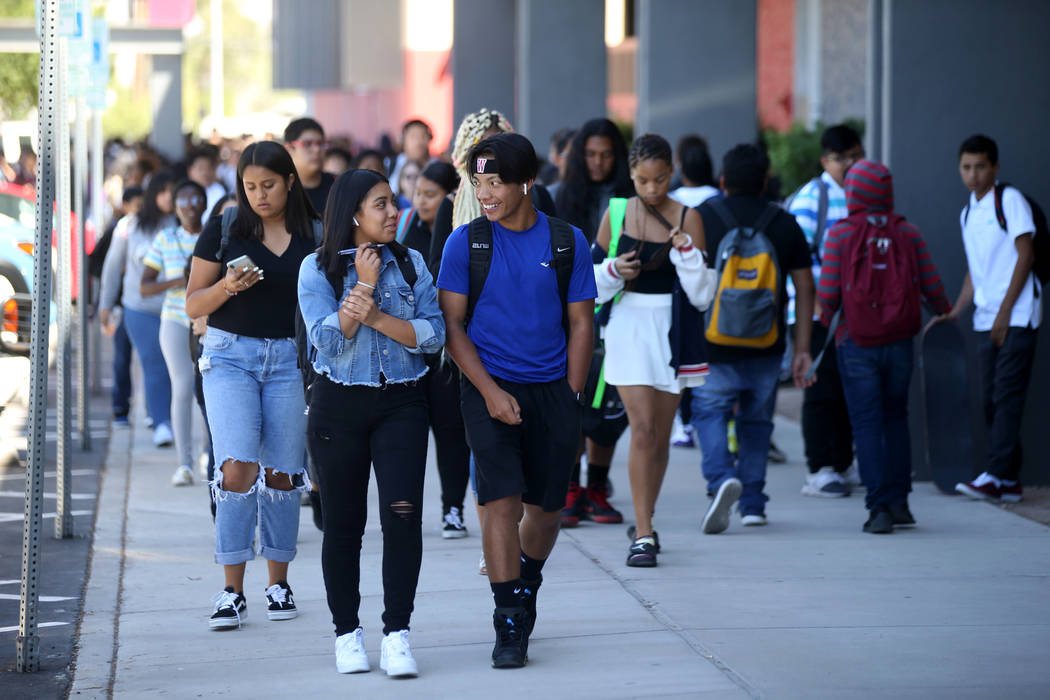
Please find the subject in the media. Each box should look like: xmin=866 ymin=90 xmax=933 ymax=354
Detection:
xmin=591 ymin=134 xmax=707 ymax=568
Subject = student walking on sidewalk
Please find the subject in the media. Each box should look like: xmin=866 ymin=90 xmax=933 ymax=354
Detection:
xmin=817 ymin=160 xmax=951 ymax=534
xmin=299 ymin=169 xmax=445 ymax=678
xmin=186 ymin=141 xmax=319 ymax=630
xmin=438 ymin=134 xmax=596 ymax=668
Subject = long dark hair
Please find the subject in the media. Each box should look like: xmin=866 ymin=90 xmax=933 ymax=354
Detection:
xmin=555 ymin=118 xmax=632 ymax=236
xmin=231 ymin=140 xmax=317 ymax=241
xmin=316 ymin=169 xmax=413 ymax=280
xmin=137 ymin=169 xmax=177 ymax=233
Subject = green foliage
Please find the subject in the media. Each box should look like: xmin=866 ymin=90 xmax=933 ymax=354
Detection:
xmin=0 ymin=0 xmax=39 ymax=120
xmin=102 ymin=84 xmax=152 ymax=143
xmin=615 ymin=121 xmax=634 ymax=147
xmin=763 ymin=118 xmax=865 ymax=196
xmin=0 ymin=53 xmax=39 ymax=120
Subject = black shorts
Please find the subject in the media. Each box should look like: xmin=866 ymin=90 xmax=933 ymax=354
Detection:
xmin=581 ymin=383 xmax=629 ymax=447
xmin=460 ymin=376 xmax=580 ymax=512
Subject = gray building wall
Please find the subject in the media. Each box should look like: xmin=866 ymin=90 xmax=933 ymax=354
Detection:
xmin=636 ymin=0 xmax=756 ymax=160
xmin=820 ymin=0 xmax=867 ymax=125
xmin=516 ymin=0 xmax=606 ymax=149
xmin=452 ymin=0 xmax=516 ymax=130
xmin=875 ymin=0 xmax=1050 ymax=484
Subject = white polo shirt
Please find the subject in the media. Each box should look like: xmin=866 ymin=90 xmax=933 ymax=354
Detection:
xmin=960 ymin=184 xmax=1041 ymax=331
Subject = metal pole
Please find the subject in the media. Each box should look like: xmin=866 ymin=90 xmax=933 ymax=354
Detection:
xmin=55 ymin=35 xmax=74 ymax=540
xmin=75 ymin=96 xmax=89 ymax=450
xmin=19 ymin=0 xmax=59 ymax=672
xmin=210 ymin=0 xmax=223 ymax=124
xmin=90 ymin=111 xmax=103 ymax=395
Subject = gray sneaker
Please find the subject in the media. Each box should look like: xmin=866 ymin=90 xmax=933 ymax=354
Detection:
xmin=702 ymin=478 xmax=742 ymax=534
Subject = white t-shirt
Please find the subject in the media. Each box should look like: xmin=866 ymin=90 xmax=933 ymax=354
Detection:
xmin=960 ymin=184 xmax=1041 ymax=331
xmin=670 ymin=185 xmax=719 ymax=208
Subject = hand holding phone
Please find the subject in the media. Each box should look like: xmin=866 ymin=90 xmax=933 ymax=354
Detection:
xmin=223 ymin=254 xmax=263 ymax=294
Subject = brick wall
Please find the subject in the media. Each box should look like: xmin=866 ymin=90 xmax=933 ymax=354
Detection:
xmin=757 ymin=0 xmax=795 ymax=131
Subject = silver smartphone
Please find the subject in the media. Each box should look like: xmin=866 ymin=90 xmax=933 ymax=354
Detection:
xmin=226 ymin=254 xmax=256 ymax=273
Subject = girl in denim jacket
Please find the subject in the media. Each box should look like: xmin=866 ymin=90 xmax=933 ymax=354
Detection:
xmin=297 ymin=169 xmax=444 ymax=678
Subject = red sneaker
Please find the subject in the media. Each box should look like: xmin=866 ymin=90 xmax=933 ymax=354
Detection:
xmin=1001 ymin=482 xmax=1023 ymax=503
xmin=955 ymin=479 xmax=1002 ymax=503
xmin=585 ymin=485 xmax=624 ymax=524
xmin=561 ymin=483 xmax=586 ymax=527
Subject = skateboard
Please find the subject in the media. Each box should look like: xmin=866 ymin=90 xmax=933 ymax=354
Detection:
xmin=918 ymin=320 xmax=975 ymax=494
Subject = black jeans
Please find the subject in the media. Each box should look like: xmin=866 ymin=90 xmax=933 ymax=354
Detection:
xmin=307 ymin=377 xmax=428 ymax=636
xmin=423 ymin=358 xmax=471 ymax=511
xmin=802 ymin=322 xmax=854 ymax=473
xmin=977 ymin=327 xmax=1037 ymax=482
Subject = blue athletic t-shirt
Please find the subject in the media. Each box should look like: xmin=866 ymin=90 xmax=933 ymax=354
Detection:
xmin=437 ymin=210 xmax=597 ymax=383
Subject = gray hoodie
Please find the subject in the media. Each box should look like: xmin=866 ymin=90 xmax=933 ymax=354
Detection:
xmin=99 ymin=213 xmax=175 ymax=314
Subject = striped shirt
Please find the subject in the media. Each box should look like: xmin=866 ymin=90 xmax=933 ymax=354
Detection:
xmin=785 ymin=172 xmax=848 ymax=324
xmin=142 ymin=226 xmax=199 ymax=326
xmin=817 ymin=161 xmax=950 ymax=344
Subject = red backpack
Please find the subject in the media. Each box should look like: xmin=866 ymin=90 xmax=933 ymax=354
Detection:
xmin=840 ymin=213 xmax=921 ymax=347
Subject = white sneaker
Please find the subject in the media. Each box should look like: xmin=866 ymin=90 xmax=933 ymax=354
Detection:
xmin=801 ymin=467 xmax=850 ymax=498
xmin=198 ymin=452 xmax=210 ymax=481
xmin=335 ymin=627 xmax=370 ymax=673
xmin=153 ymin=423 xmax=174 ymax=448
xmin=842 ymin=464 xmax=862 ymax=489
xmin=741 ymin=513 xmax=768 ymax=526
xmin=380 ymin=629 xmax=418 ymax=678
xmin=442 ymin=506 xmax=468 ymax=539
xmin=171 ymin=465 xmax=194 ymax=487
xmin=702 ymin=478 xmax=742 ymax=534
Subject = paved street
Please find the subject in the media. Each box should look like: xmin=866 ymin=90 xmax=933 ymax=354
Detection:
xmin=54 ymin=398 xmax=1050 ymax=699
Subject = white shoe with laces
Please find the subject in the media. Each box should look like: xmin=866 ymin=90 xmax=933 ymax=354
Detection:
xmin=335 ymin=627 xmax=370 ymax=673
xmin=380 ymin=629 xmax=418 ymax=678
xmin=209 ymin=587 xmax=246 ymax=630
xmin=171 ymin=465 xmax=193 ymax=487
xmin=152 ymin=422 xmax=173 ymax=447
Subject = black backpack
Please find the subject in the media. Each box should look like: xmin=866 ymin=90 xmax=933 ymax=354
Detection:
xmin=963 ymin=183 xmax=1050 ymax=286
xmin=296 ymin=247 xmax=419 ymax=396
xmin=464 ymin=214 xmax=576 ymax=335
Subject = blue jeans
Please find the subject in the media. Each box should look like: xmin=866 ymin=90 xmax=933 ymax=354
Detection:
xmin=199 ymin=328 xmax=307 ymax=565
xmin=122 ymin=308 xmax=171 ymax=427
xmin=111 ymin=315 xmax=133 ymax=416
xmin=835 ymin=337 xmax=913 ymax=511
xmin=691 ymin=355 xmax=781 ymax=516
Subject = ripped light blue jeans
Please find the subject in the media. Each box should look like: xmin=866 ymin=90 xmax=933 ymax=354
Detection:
xmin=199 ymin=327 xmax=308 ymax=565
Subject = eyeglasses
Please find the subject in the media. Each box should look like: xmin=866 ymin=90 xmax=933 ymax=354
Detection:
xmin=290 ymin=139 xmax=328 ymax=151
xmin=175 ymin=195 xmax=204 ymax=207
xmin=828 ymin=149 xmax=865 ymax=166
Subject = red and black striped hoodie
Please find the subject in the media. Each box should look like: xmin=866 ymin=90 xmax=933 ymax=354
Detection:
xmin=817 ymin=159 xmax=951 ymax=344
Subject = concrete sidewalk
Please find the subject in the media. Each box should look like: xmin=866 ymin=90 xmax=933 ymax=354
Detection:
xmin=70 ymin=411 xmax=1050 ymax=699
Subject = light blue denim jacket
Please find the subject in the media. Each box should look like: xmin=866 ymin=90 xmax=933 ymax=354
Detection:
xmin=297 ymin=247 xmax=445 ymax=387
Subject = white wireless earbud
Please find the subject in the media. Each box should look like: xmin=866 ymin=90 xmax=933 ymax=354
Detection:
xmin=353 ymin=217 xmax=360 ymax=226
xmin=522 ymin=184 xmax=528 ymax=195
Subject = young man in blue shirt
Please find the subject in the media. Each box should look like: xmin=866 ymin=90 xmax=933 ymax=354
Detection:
xmin=438 ymin=133 xmax=596 ymax=668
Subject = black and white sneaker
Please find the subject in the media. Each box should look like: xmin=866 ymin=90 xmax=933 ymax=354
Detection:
xmin=265 ymin=581 xmax=297 ymax=621
xmin=442 ymin=506 xmax=468 ymax=539
xmin=209 ymin=586 xmax=246 ymax=630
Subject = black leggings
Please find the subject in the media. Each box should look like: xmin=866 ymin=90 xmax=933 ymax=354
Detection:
xmin=307 ymin=377 xmax=428 ymax=636
xmin=423 ymin=359 xmax=471 ymax=511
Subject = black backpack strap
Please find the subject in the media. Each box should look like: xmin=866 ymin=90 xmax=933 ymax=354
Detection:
xmin=753 ymin=203 xmax=781 ymax=233
xmin=708 ymin=198 xmax=738 ymax=231
xmin=548 ymin=216 xmax=576 ymax=336
xmin=994 ymin=182 xmax=1010 ymax=231
xmin=466 ymin=216 xmax=493 ymax=325
xmin=216 ymin=205 xmax=238 ymax=261
xmin=813 ymin=177 xmax=829 ymax=261
xmin=396 ymin=252 xmax=418 ymax=289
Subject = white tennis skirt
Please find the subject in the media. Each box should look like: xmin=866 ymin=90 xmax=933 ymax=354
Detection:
xmin=603 ymin=292 xmax=707 ymax=395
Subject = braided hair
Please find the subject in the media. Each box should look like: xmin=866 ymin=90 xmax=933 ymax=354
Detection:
xmin=451 ymin=108 xmax=514 ymax=228
xmin=628 ymin=133 xmax=673 ymax=170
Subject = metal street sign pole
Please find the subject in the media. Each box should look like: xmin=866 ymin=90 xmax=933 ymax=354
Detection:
xmin=55 ymin=34 xmax=74 ymax=540
xmin=18 ymin=0 xmax=59 ymax=672
xmin=90 ymin=111 xmax=103 ymax=395
xmin=74 ymin=96 xmax=89 ymax=450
